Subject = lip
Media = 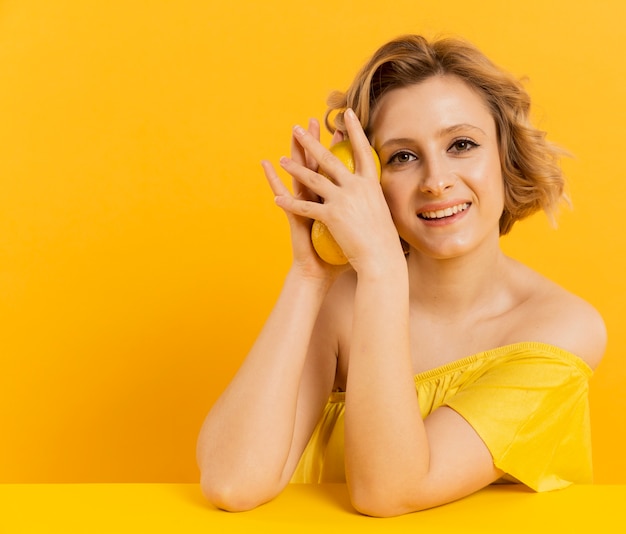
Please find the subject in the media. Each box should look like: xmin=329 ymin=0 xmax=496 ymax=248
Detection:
xmin=417 ymin=201 xmax=472 ymax=225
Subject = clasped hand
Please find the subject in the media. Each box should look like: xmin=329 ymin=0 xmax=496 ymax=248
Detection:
xmin=262 ymin=108 xmax=403 ymax=277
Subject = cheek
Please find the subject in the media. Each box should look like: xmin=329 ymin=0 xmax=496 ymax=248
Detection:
xmin=380 ymin=179 xmax=405 ymax=216
xmin=492 ymin=169 xmax=506 ymax=209
xmin=472 ymin=158 xmax=505 ymax=207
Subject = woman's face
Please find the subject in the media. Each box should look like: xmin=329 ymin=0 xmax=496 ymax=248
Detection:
xmin=369 ymin=75 xmax=504 ymax=260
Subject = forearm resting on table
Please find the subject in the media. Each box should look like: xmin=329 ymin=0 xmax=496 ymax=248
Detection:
xmin=345 ymin=267 xmax=430 ymax=517
xmin=197 ymin=270 xmax=330 ymax=511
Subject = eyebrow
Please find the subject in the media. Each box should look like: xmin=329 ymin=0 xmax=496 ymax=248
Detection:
xmin=377 ymin=123 xmax=487 ymax=150
xmin=440 ymin=123 xmax=487 ymax=136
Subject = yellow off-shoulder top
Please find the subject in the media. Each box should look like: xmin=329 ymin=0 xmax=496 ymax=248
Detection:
xmin=291 ymin=342 xmax=593 ymax=492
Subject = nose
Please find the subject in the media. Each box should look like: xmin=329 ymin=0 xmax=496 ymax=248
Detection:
xmin=419 ymin=158 xmax=456 ymax=196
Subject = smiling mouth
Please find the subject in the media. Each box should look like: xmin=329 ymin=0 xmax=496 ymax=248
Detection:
xmin=419 ymin=202 xmax=470 ymax=220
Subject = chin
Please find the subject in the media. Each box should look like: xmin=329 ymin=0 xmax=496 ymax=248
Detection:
xmin=408 ymin=238 xmax=474 ymax=260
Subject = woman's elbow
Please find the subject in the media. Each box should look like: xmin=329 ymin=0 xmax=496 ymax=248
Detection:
xmin=349 ymin=490 xmax=402 ymax=518
xmin=199 ymin=469 xmax=282 ymax=513
xmin=349 ymin=483 xmax=428 ymax=518
xmin=200 ymin=476 xmax=259 ymax=512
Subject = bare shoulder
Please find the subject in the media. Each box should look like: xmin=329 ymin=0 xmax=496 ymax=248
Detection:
xmin=509 ymin=261 xmax=607 ymax=370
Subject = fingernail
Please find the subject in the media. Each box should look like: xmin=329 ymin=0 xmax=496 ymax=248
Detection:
xmin=345 ymin=108 xmax=355 ymax=120
xmin=293 ymin=125 xmax=306 ymax=136
xmin=279 ymin=156 xmax=289 ymax=166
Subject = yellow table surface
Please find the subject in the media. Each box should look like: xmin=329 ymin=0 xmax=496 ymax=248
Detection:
xmin=1 ymin=483 xmax=625 ymax=533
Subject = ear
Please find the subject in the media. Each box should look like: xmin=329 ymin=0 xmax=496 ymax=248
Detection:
xmin=330 ymin=129 xmax=344 ymax=147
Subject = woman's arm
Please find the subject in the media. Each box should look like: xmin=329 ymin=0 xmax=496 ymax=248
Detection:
xmin=344 ymin=267 xmax=503 ymax=517
xmin=197 ymin=120 xmax=344 ymax=511
xmin=283 ymin=111 xmax=503 ymax=517
xmin=196 ymin=269 xmax=336 ymax=511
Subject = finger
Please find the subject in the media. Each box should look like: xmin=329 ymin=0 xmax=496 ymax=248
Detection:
xmin=279 ymin=155 xmax=334 ymax=198
xmin=290 ymin=124 xmax=307 ymax=167
xmin=292 ymin=125 xmax=352 ymax=185
xmin=274 ymin=191 xmax=324 ymax=221
xmin=262 ymin=160 xmax=320 ymax=221
xmin=292 ymin=176 xmax=321 ymax=204
xmin=291 ymin=118 xmax=320 ymax=170
xmin=261 ymin=160 xmax=291 ymax=198
xmin=304 ymin=118 xmax=321 ymax=170
xmin=343 ymin=108 xmax=379 ymax=179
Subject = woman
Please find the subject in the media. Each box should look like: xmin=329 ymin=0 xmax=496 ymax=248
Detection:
xmin=196 ymin=35 xmax=606 ymax=517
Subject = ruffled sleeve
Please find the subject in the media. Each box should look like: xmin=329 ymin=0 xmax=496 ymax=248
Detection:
xmin=444 ymin=343 xmax=593 ymax=491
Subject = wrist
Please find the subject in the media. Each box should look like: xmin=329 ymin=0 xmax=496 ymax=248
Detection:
xmin=353 ymin=250 xmax=408 ymax=284
xmin=285 ymin=265 xmax=336 ymax=296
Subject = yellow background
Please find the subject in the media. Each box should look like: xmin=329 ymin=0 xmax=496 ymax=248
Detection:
xmin=0 ymin=0 xmax=624 ymax=484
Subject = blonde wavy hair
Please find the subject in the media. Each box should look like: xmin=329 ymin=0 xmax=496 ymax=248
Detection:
xmin=325 ymin=35 xmax=568 ymax=235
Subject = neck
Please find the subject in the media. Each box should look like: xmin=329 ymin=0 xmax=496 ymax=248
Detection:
xmin=407 ymin=239 xmax=509 ymax=320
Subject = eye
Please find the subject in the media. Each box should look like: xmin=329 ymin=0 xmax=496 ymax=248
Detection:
xmin=387 ymin=151 xmax=417 ymax=165
xmin=448 ymin=138 xmax=479 ymax=154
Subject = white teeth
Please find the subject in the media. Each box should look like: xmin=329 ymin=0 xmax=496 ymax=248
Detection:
xmin=421 ymin=203 xmax=469 ymax=220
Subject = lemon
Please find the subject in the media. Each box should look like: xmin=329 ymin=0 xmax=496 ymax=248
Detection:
xmin=311 ymin=219 xmax=347 ymax=265
xmin=311 ymin=140 xmax=381 ymax=265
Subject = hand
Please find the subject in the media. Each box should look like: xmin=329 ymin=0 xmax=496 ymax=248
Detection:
xmin=273 ymin=109 xmax=404 ymax=277
xmin=262 ymin=119 xmax=349 ymax=282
